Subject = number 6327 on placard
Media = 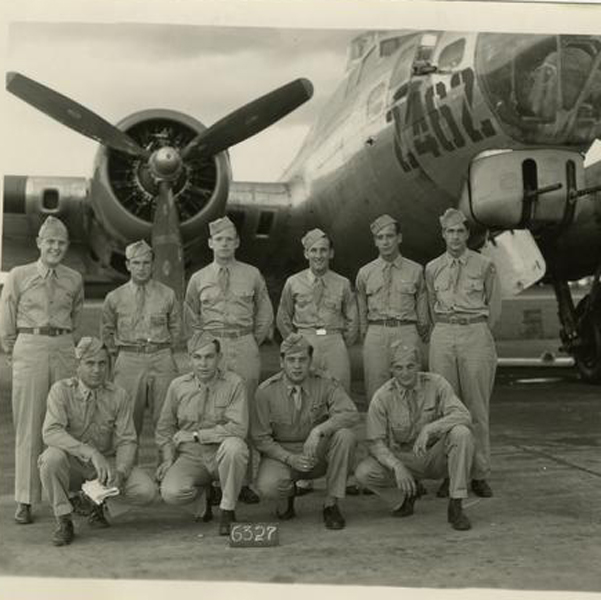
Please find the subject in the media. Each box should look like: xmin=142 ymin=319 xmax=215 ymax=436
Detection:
xmin=229 ymin=523 xmax=279 ymax=547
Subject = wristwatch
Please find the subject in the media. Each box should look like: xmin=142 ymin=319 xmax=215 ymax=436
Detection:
xmin=193 ymin=431 xmax=200 ymax=443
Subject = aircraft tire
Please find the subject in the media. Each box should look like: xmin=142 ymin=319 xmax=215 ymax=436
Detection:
xmin=573 ymin=295 xmax=601 ymax=384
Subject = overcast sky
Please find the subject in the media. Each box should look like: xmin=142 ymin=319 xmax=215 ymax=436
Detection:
xmin=3 ymin=23 xmax=356 ymax=182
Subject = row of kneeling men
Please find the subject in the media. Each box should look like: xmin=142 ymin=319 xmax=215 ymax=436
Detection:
xmin=39 ymin=331 xmax=475 ymax=547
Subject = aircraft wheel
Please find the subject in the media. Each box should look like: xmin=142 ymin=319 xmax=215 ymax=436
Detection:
xmin=573 ymin=295 xmax=601 ymax=383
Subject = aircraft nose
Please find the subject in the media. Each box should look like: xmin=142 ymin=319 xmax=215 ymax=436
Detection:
xmin=476 ymin=33 xmax=601 ymax=146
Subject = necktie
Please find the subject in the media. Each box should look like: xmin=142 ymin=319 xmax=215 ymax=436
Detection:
xmin=46 ymin=269 xmax=56 ymax=309
xmin=383 ymin=262 xmax=393 ymax=302
xmin=134 ymin=285 xmax=147 ymax=330
xmin=450 ymin=258 xmax=462 ymax=291
xmin=404 ymin=388 xmax=419 ymax=440
xmin=291 ymin=385 xmax=303 ymax=412
xmin=198 ymin=383 xmax=210 ymax=422
xmin=312 ymin=276 xmax=325 ymax=307
xmin=218 ymin=266 xmax=230 ymax=295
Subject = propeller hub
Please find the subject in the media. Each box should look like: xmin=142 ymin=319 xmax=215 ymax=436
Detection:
xmin=149 ymin=146 xmax=182 ymax=181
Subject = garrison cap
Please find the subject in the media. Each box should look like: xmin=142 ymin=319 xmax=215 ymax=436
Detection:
xmin=125 ymin=240 xmax=153 ymax=260
xmin=390 ymin=341 xmax=421 ymax=366
xmin=439 ymin=208 xmax=468 ymax=229
xmin=187 ymin=331 xmax=219 ymax=354
xmin=280 ymin=333 xmax=312 ymax=356
xmin=301 ymin=228 xmax=329 ymax=250
xmin=209 ymin=216 xmax=237 ymax=237
xmin=370 ymin=214 xmax=398 ymax=235
xmin=75 ymin=337 xmax=107 ymax=361
xmin=38 ymin=216 xmax=69 ymax=241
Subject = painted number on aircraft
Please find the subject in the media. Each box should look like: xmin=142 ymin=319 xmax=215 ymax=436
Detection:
xmin=229 ymin=523 xmax=280 ymax=548
xmin=392 ymin=67 xmax=497 ymax=172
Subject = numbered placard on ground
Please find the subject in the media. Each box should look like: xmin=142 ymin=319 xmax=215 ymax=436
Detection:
xmin=229 ymin=522 xmax=279 ymax=548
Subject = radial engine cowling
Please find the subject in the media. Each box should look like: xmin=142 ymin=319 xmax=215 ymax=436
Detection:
xmin=90 ymin=109 xmax=231 ymax=246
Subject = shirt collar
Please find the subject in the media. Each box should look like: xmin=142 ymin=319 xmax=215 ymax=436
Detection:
xmin=444 ymin=250 xmax=468 ymax=266
xmin=194 ymin=368 xmax=224 ymax=389
xmin=36 ymin=259 xmax=54 ymax=278
xmin=210 ymin=259 xmax=237 ymax=274
xmin=127 ymin=279 xmax=150 ymax=292
xmin=78 ymin=380 xmax=102 ymax=402
xmin=306 ymin=269 xmax=329 ymax=284
xmin=377 ymin=255 xmax=403 ymax=269
xmin=392 ymin=374 xmax=423 ymax=399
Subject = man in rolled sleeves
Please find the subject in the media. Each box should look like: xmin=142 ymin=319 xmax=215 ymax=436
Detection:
xmin=101 ymin=240 xmax=181 ymax=439
xmin=184 ymin=215 xmax=274 ymax=504
xmin=276 ymin=228 xmax=358 ymax=393
xmin=252 ymin=333 xmax=359 ymax=530
xmin=355 ymin=342 xmax=474 ymax=531
xmin=356 ymin=214 xmax=429 ymax=403
xmin=0 ymin=216 xmax=84 ymax=525
xmin=425 ymin=208 xmax=501 ymax=498
xmin=156 ymin=331 xmax=249 ymax=536
xmin=38 ymin=337 xmax=157 ymax=546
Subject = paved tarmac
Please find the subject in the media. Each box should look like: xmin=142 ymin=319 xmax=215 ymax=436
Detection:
xmin=0 ymin=345 xmax=600 ymax=594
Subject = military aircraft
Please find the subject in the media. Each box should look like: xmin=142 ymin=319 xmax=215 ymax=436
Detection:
xmin=3 ymin=30 xmax=601 ymax=380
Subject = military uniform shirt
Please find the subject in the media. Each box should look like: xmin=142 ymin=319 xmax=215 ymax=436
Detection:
xmin=367 ymin=372 xmax=472 ymax=469
xmin=0 ymin=260 xmax=84 ymax=353
xmin=42 ymin=378 xmax=137 ymax=475
xmin=101 ymin=279 xmax=182 ymax=352
xmin=276 ymin=269 xmax=358 ymax=344
xmin=156 ymin=370 xmax=248 ymax=459
xmin=355 ymin=255 xmax=429 ymax=337
xmin=252 ymin=371 xmax=359 ymax=464
xmin=184 ymin=260 xmax=273 ymax=343
xmin=425 ymin=250 xmax=502 ymax=326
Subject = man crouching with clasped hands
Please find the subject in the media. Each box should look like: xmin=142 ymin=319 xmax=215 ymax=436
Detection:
xmin=155 ymin=331 xmax=249 ymax=536
xmin=252 ymin=333 xmax=359 ymax=530
xmin=355 ymin=342 xmax=475 ymax=530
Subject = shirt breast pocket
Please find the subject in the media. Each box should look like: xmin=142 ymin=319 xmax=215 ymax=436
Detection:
xmin=365 ymin=278 xmax=384 ymax=298
xmin=309 ymin=402 xmax=328 ymax=425
xmin=213 ymin=397 xmax=230 ymax=423
xmin=465 ymin=277 xmax=484 ymax=294
xmin=395 ymin=280 xmax=416 ymax=296
xmin=200 ymin=289 xmax=220 ymax=306
xmin=434 ymin=276 xmax=451 ymax=292
xmin=295 ymin=292 xmax=313 ymax=309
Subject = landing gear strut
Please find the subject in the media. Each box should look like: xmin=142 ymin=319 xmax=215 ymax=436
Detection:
xmin=551 ymin=264 xmax=601 ymax=383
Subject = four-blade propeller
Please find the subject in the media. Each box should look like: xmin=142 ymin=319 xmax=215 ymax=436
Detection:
xmin=6 ymin=71 xmax=314 ymax=302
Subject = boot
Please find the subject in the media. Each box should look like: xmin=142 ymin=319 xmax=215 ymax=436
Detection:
xmin=52 ymin=515 xmax=75 ymax=546
xmin=276 ymin=495 xmax=296 ymax=521
xmin=14 ymin=502 xmax=33 ymax=525
xmin=447 ymin=499 xmax=472 ymax=531
xmin=471 ymin=479 xmax=493 ymax=498
xmin=88 ymin=503 xmax=110 ymax=528
xmin=436 ymin=478 xmax=450 ymax=498
xmin=392 ymin=494 xmax=417 ymax=518
xmin=219 ymin=509 xmax=236 ymax=536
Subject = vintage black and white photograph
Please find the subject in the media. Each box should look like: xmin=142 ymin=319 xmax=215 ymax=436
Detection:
xmin=0 ymin=0 xmax=600 ymax=597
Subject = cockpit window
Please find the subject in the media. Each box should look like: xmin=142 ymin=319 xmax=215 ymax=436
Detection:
xmin=438 ymin=39 xmax=466 ymax=70
xmin=380 ymin=37 xmax=403 ymax=58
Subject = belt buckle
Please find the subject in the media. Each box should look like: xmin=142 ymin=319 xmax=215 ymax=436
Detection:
xmin=315 ymin=328 xmax=327 ymax=336
xmin=449 ymin=316 xmax=459 ymax=325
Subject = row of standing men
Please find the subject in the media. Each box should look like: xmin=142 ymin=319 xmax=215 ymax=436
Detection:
xmin=0 ymin=208 xmax=501 ymax=541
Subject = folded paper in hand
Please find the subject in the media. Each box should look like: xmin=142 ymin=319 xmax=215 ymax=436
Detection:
xmin=81 ymin=479 xmax=120 ymax=505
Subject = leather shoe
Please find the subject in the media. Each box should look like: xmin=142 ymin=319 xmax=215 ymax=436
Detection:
xmin=323 ymin=504 xmax=345 ymax=530
xmin=14 ymin=503 xmax=33 ymax=525
xmin=52 ymin=515 xmax=75 ymax=546
xmin=276 ymin=496 xmax=296 ymax=520
xmin=471 ymin=479 xmax=493 ymax=498
xmin=238 ymin=485 xmax=260 ymax=504
xmin=447 ymin=499 xmax=472 ymax=531
xmin=219 ymin=509 xmax=236 ymax=536
xmin=295 ymin=480 xmax=314 ymax=496
xmin=392 ymin=494 xmax=416 ymax=518
xmin=88 ymin=504 xmax=110 ymax=528
xmin=436 ymin=478 xmax=450 ymax=498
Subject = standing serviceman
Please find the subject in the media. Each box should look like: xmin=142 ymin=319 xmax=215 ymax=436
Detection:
xmin=425 ymin=208 xmax=501 ymax=498
xmin=276 ymin=228 xmax=358 ymax=393
xmin=356 ymin=214 xmax=429 ymax=402
xmin=101 ymin=240 xmax=181 ymax=439
xmin=0 ymin=216 xmax=84 ymax=526
xmin=184 ymin=216 xmax=274 ymax=503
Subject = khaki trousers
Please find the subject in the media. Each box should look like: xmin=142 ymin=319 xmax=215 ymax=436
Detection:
xmin=113 ymin=348 xmax=178 ymax=437
xmin=256 ymin=428 xmax=356 ymax=500
xmin=297 ymin=331 xmax=351 ymax=393
xmin=355 ymin=425 xmax=474 ymax=507
xmin=160 ymin=437 xmax=249 ymax=511
xmin=363 ymin=324 xmax=420 ymax=402
xmin=12 ymin=333 xmax=76 ymax=504
xmin=429 ymin=322 xmax=497 ymax=479
xmin=38 ymin=446 xmax=157 ymax=517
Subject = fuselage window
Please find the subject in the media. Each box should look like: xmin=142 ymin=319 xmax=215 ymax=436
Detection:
xmin=256 ymin=210 xmax=275 ymax=238
xmin=380 ymin=37 xmax=403 ymax=58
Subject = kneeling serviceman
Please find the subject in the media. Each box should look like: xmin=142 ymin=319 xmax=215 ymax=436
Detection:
xmin=39 ymin=337 xmax=157 ymax=546
xmin=156 ymin=331 xmax=249 ymax=536
xmin=355 ymin=342 xmax=475 ymax=530
xmin=252 ymin=333 xmax=359 ymax=529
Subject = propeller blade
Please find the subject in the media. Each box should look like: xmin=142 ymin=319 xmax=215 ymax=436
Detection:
xmin=182 ymin=78 xmax=313 ymax=159
xmin=6 ymin=72 xmax=149 ymax=158
xmin=151 ymin=182 xmax=185 ymax=309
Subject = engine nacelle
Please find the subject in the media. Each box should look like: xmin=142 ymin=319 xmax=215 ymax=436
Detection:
xmin=90 ymin=109 xmax=231 ymax=247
